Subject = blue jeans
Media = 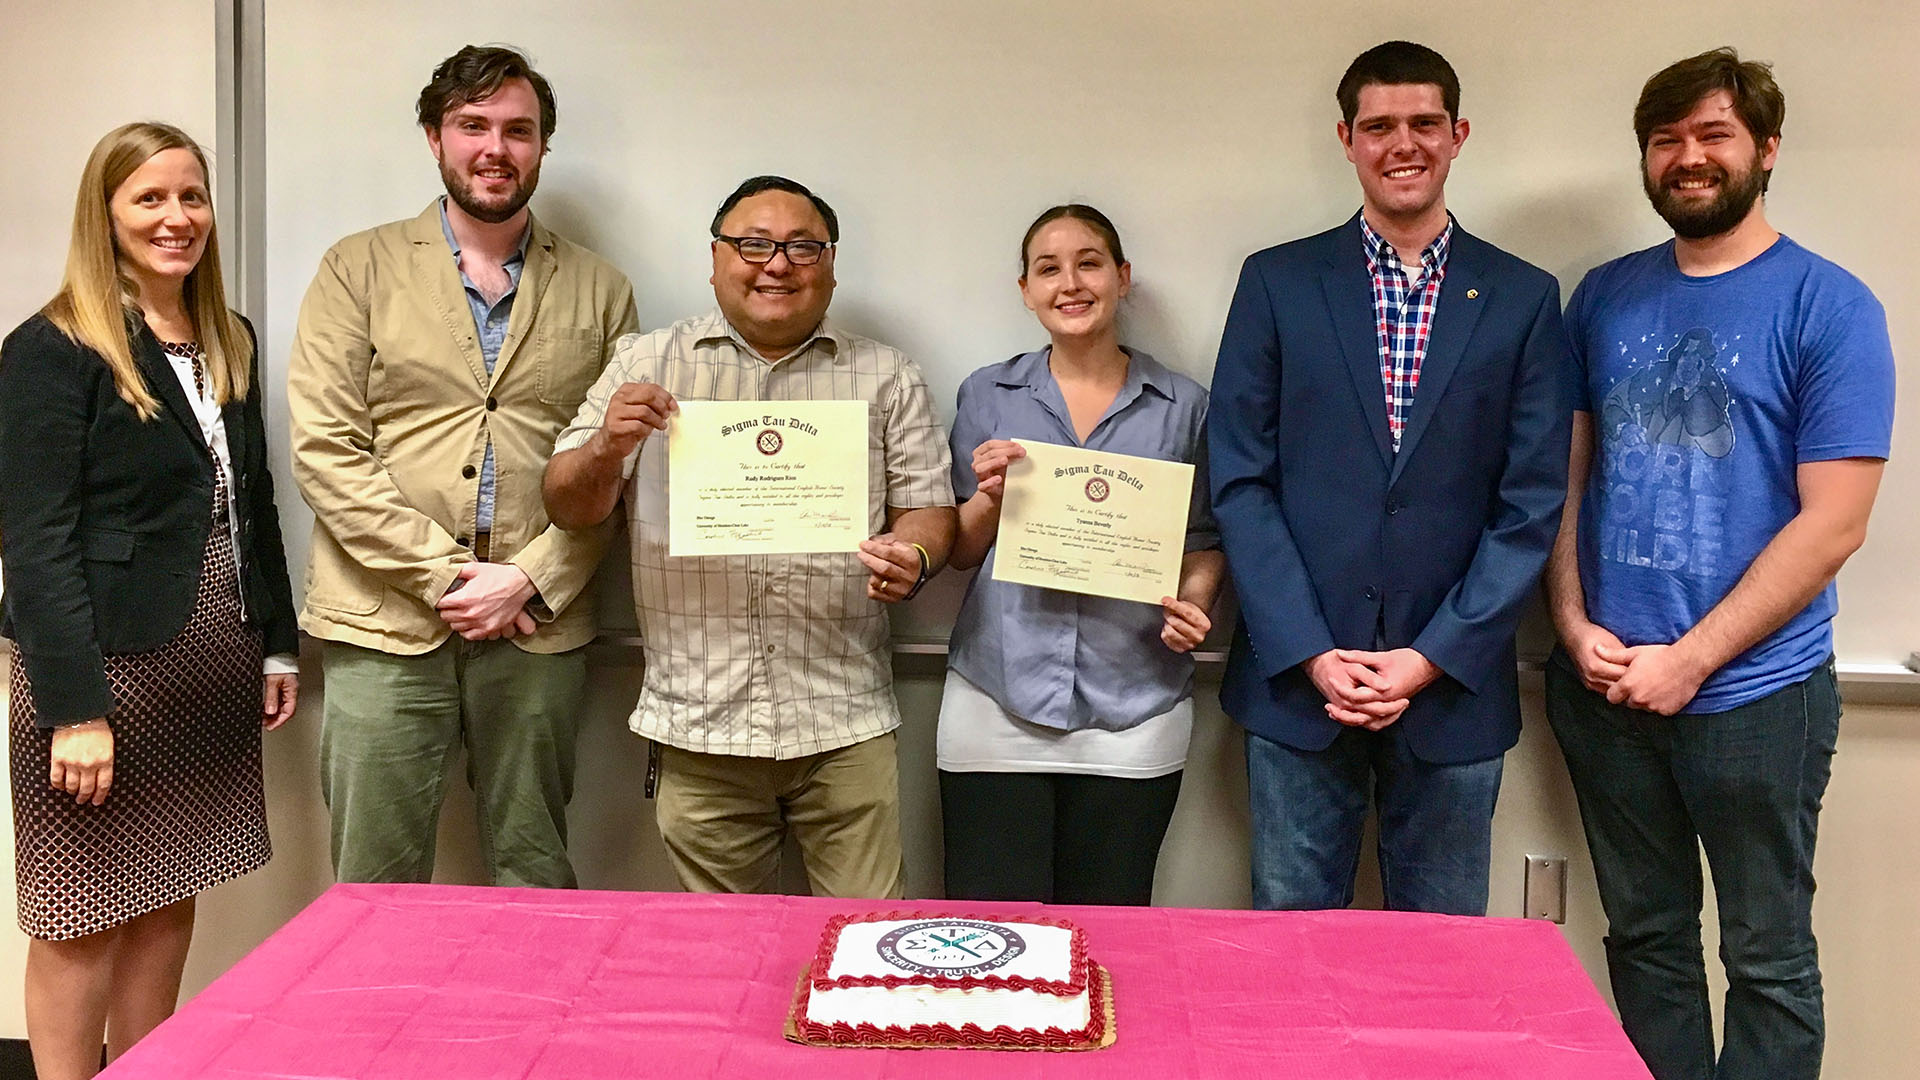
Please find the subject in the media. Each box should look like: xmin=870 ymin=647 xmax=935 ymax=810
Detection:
xmin=1545 ymin=651 xmax=1838 ymax=1080
xmin=1245 ymin=725 xmax=1503 ymax=914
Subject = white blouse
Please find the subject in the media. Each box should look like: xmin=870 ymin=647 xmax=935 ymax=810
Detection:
xmin=159 ymin=341 xmax=296 ymax=677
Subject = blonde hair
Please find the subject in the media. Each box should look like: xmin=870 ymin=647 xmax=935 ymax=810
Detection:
xmin=43 ymin=122 xmax=250 ymax=419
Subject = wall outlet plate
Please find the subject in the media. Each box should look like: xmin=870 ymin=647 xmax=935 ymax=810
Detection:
xmin=1524 ymin=855 xmax=1568 ymax=923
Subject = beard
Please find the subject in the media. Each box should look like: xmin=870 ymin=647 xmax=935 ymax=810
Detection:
xmin=441 ymin=157 xmax=539 ymax=224
xmin=1643 ymin=151 xmax=1766 ymax=240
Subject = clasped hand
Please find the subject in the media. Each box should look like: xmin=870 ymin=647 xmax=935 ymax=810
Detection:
xmin=1306 ymin=647 xmax=1440 ymax=730
xmin=1562 ymin=619 xmax=1707 ymax=716
xmin=437 ymin=561 xmax=537 ymax=640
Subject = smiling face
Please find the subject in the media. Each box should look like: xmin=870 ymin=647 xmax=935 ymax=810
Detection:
xmin=710 ymin=190 xmax=837 ymax=358
xmin=109 ymin=147 xmax=212 ymax=300
xmin=1641 ymin=89 xmax=1777 ymax=240
xmin=1019 ymin=217 xmax=1131 ymax=344
xmin=425 ymin=76 xmax=545 ymax=225
xmin=1338 ymin=82 xmax=1467 ymax=227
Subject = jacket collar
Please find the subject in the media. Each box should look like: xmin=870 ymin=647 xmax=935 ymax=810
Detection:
xmin=132 ymin=321 xmax=209 ymax=455
xmin=405 ymin=199 xmax=558 ymax=388
xmin=1318 ymin=212 xmax=1492 ymax=479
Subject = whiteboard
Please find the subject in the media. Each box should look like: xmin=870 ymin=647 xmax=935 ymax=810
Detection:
xmin=259 ymin=0 xmax=1919 ymax=663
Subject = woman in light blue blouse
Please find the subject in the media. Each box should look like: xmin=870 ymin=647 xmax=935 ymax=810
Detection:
xmin=940 ymin=205 xmax=1225 ymax=905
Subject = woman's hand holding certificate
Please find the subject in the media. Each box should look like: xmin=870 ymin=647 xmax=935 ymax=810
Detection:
xmin=992 ymin=440 xmax=1193 ymax=605
xmin=668 ymin=400 xmax=869 ymax=556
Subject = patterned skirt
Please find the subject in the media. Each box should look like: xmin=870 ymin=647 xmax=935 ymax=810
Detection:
xmin=9 ymin=476 xmax=269 ymax=940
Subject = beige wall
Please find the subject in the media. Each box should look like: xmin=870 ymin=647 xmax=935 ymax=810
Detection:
xmin=0 ymin=1 xmax=1915 ymax=1076
xmin=1 ymin=0 xmax=220 ymax=334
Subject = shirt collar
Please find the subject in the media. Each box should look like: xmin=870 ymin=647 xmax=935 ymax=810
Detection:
xmin=438 ymin=196 xmax=531 ymax=264
xmin=691 ymin=309 xmax=843 ymax=363
xmin=996 ymin=345 xmax=1177 ymax=403
xmin=1360 ymin=212 xmax=1455 ymax=277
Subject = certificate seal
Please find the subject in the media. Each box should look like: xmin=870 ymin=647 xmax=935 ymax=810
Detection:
xmin=1084 ymin=477 xmax=1110 ymax=503
xmin=875 ymin=919 xmax=1026 ymax=977
xmin=756 ymin=429 xmax=784 ymax=456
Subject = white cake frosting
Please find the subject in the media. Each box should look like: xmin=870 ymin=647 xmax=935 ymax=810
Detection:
xmin=803 ymin=915 xmax=1098 ymax=1043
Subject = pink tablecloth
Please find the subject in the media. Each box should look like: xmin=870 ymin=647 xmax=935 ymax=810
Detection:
xmin=104 ymin=884 xmax=1650 ymax=1079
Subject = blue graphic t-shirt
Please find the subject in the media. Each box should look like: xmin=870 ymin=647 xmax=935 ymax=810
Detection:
xmin=1566 ymin=236 xmax=1895 ymax=712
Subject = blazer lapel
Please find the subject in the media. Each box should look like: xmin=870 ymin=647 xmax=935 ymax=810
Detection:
xmin=1389 ymin=241 xmax=1489 ymax=484
xmin=1319 ymin=225 xmax=1394 ymax=471
xmin=491 ymin=221 xmax=554 ymax=388
xmin=409 ymin=203 xmax=489 ymax=388
xmin=136 ymin=331 xmax=208 ymax=455
xmin=220 ymin=396 xmax=250 ymax=476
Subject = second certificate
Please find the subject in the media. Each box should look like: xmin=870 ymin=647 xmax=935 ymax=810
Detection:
xmin=668 ymin=400 xmax=869 ymax=557
xmin=992 ymin=440 xmax=1193 ymax=605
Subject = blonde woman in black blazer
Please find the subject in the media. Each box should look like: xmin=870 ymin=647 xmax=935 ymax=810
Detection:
xmin=0 ymin=122 xmax=297 ymax=1080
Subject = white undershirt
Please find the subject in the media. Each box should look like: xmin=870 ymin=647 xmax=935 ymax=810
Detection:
xmin=159 ymin=344 xmax=296 ymax=677
xmin=936 ymin=669 xmax=1191 ymax=779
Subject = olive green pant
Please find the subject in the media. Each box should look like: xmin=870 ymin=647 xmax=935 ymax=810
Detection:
xmin=319 ymin=638 xmax=585 ymax=887
xmin=655 ymin=733 xmax=905 ymax=898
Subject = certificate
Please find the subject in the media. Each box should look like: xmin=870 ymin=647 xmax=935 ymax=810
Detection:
xmin=667 ymin=400 xmax=869 ymax=556
xmin=992 ymin=440 xmax=1193 ymax=605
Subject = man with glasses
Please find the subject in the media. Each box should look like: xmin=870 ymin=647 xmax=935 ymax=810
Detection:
xmin=544 ymin=175 xmax=956 ymax=897
xmin=288 ymin=45 xmax=637 ymax=886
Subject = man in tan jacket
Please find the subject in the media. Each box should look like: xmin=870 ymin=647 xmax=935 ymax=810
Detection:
xmin=289 ymin=45 xmax=637 ymax=886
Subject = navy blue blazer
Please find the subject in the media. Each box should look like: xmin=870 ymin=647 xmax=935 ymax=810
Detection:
xmin=1207 ymin=215 xmax=1572 ymax=764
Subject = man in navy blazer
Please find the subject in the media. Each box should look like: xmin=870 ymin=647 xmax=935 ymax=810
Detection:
xmin=1208 ymin=41 xmax=1572 ymax=914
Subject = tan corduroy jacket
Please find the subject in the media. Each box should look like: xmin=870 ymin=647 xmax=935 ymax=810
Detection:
xmin=288 ymin=202 xmax=639 ymax=655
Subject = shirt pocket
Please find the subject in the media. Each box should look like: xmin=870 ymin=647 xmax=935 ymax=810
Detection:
xmin=535 ymin=327 xmax=605 ymax=406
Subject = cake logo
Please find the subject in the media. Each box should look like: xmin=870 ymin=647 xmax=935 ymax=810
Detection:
xmin=756 ymin=429 xmax=784 ymax=456
xmin=1084 ymin=477 xmax=1110 ymax=503
xmin=876 ymin=920 xmax=1026 ymax=977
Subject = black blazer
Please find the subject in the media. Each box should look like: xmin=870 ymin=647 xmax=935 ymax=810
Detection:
xmin=0 ymin=312 xmax=298 ymax=727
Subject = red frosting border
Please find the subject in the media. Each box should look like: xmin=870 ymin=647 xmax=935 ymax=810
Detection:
xmin=809 ymin=911 xmax=1089 ymax=995
xmin=793 ymin=957 xmax=1110 ymax=1049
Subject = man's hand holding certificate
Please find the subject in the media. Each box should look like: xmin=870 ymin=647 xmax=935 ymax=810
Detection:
xmin=668 ymin=400 xmax=869 ymax=556
xmin=992 ymin=440 xmax=1193 ymax=605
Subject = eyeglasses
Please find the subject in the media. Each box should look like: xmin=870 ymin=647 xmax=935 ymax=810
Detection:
xmin=713 ymin=235 xmax=834 ymax=266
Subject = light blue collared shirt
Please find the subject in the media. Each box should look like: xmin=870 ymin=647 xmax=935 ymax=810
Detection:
xmin=946 ymin=347 xmax=1217 ymax=731
xmin=439 ymin=199 xmax=529 ymax=531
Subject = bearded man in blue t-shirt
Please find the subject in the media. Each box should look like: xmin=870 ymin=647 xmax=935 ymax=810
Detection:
xmin=1545 ymin=48 xmax=1895 ymax=1080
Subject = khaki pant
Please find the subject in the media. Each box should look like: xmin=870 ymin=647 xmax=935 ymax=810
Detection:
xmin=654 ymin=733 xmax=904 ymax=898
xmin=319 ymin=638 xmax=585 ymax=888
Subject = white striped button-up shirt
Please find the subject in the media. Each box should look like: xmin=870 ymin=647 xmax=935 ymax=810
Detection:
xmin=555 ymin=311 xmax=954 ymax=758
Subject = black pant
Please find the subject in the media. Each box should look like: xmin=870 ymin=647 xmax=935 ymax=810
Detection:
xmin=939 ymin=770 xmax=1182 ymax=905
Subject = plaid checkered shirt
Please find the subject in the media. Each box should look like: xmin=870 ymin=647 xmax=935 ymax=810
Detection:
xmin=1361 ymin=214 xmax=1454 ymax=452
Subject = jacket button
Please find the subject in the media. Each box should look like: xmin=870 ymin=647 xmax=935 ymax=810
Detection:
xmin=486 ymin=397 xmax=498 ymax=411
xmin=1386 ymin=499 xmax=1402 ymax=515
xmin=1365 ymin=586 xmax=1381 ymax=601
xmin=461 ymin=464 xmax=477 ymax=479
xmin=457 ymin=536 xmax=470 ymax=547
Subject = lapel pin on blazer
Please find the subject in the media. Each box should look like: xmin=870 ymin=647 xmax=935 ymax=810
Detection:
xmin=1466 ymin=289 xmax=1479 ymax=299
